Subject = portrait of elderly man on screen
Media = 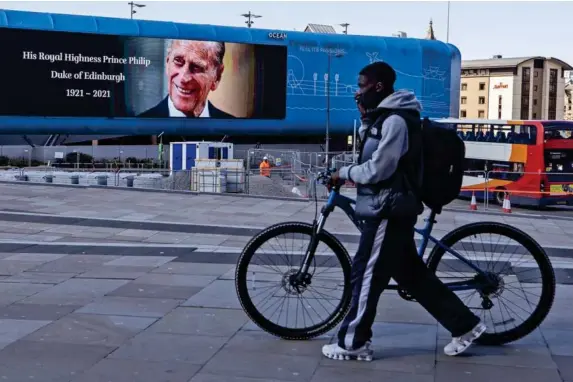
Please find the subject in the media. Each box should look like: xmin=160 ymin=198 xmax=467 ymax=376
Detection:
xmin=139 ymin=39 xmax=235 ymax=118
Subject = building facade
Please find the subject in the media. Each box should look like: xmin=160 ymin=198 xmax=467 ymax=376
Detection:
xmin=565 ymin=83 xmax=573 ymax=121
xmin=460 ymin=56 xmax=572 ymax=120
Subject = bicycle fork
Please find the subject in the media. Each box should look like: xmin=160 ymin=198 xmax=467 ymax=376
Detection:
xmin=295 ymin=213 xmax=328 ymax=283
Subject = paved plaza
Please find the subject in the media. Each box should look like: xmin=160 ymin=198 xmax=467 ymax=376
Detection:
xmin=0 ymin=183 xmax=570 ymax=381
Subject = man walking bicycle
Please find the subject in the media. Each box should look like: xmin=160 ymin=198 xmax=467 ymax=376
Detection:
xmin=322 ymin=61 xmax=486 ymax=361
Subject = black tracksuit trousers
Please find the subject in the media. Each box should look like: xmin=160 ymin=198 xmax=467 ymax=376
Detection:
xmin=337 ymin=216 xmax=481 ymax=350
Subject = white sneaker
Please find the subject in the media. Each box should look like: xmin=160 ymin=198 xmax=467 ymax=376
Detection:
xmin=444 ymin=322 xmax=487 ymax=356
xmin=321 ymin=341 xmax=373 ymax=362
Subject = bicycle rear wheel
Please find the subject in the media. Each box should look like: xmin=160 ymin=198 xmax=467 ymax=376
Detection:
xmin=426 ymin=222 xmax=556 ymax=346
xmin=235 ymin=221 xmax=353 ymax=340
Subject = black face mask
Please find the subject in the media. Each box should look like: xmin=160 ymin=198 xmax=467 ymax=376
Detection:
xmin=357 ymin=86 xmax=385 ymax=111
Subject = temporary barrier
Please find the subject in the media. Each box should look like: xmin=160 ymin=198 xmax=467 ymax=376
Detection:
xmin=6 ymin=166 xmax=573 ymax=210
xmin=503 ymin=194 xmax=512 ymax=213
xmin=470 ymin=192 xmax=478 ymax=211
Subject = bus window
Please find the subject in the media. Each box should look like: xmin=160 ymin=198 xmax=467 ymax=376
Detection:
xmin=544 ymin=129 xmax=573 ymax=140
xmin=454 ymin=122 xmax=537 ymax=144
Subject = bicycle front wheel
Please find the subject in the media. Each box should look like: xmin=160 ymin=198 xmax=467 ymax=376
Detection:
xmin=426 ymin=222 xmax=556 ymax=346
xmin=235 ymin=222 xmax=353 ymax=340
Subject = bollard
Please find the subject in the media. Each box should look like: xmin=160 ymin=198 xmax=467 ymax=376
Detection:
xmin=44 ymin=175 xmax=54 ymax=183
xmin=15 ymin=175 xmax=28 ymax=182
xmin=70 ymin=175 xmax=80 ymax=185
xmin=125 ymin=175 xmax=134 ymax=188
xmin=96 ymin=175 xmax=108 ymax=186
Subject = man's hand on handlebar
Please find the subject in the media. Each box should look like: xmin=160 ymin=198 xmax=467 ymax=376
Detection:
xmin=330 ymin=171 xmax=341 ymax=184
xmin=317 ymin=170 xmax=345 ymax=190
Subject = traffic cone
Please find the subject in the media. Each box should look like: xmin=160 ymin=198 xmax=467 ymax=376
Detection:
xmin=470 ymin=192 xmax=478 ymax=211
xmin=503 ymin=193 xmax=512 ymax=213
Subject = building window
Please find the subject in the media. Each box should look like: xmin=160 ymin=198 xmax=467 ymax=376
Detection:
xmin=549 ymin=69 xmax=558 ymax=120
xmin=521 ymin=97 xmax=530 ymax=119
xmin=521 ymin=67 xmax=531 ymax=120
xmin=461 ymin=97 xmax=467 ymax=104
xmin=534 ymin=85 xmax=538 ymax=92
xmin=479 ymin=82 xmax=486 ymax=91
xmin=533 ymin=112 xmax=537 ymax=119
xmin=478 ymin=110 xmax=485 ymax=118
xmin=460 ymin=110 xmax=467 ymax=118
xmin=479 ymin=96 xmax=486 ymax=104
xmin=533 ymin=99 xmax=537 ymax=106
xmin=534 ymin=71 xmax=539 ymax=78
xmin=461 ymin=83 xmax=467 ymax=91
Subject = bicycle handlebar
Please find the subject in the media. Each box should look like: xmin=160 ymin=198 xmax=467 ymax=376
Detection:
xmin=316 ymin=169 xmax=345 ymax=189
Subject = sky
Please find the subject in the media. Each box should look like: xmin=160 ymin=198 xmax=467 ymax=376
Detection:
xmin=1 ymin=1 xmax=572 ymax=66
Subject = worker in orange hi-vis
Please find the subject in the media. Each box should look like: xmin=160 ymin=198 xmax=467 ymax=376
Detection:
xmin=259 ymin=156 xmax=271 ymax=177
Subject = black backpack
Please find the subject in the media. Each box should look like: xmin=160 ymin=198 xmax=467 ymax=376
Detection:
xmin=419 ymin=117 xmax=466 ymax=213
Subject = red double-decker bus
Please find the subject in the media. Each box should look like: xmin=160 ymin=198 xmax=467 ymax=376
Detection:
xmin=542 ymin=121 xmax=573 ymax=205
xmin=437 ymin=118 xmax=573 ymax=207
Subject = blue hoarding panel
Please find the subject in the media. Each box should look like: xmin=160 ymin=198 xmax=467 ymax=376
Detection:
xmin=171 ymin=143 xmax=182 ymax=170
xmin=185 ymin=143 xmax=196 ymax=168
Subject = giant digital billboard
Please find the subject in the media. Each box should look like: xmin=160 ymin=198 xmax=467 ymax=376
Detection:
xmin=0 ymin=27 xmax=287 ymax=119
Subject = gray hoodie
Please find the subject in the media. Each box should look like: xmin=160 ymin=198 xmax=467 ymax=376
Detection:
xmin=339 ymin=90 xmax=422 ymax=185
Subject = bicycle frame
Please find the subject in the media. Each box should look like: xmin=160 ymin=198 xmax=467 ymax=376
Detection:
xmin=298 ymin=185 xmax=489 ymax=292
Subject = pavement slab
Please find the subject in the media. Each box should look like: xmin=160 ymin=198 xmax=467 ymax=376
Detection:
xmin=76 ymin=296 xmax=182 ymax=318
xmin=108 ymin=331 xmax=229 ymax=365
xmin=71 ymin=358 xmax=201 ymax=382
xmin=19 ymin=278 xmax=129 ymax=306
xmin=23 ymin=313 xmax=156 ymax=347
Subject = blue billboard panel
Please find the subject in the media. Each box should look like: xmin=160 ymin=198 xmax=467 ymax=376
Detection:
xmin=0 ymin=9 xmax=462 ymax=136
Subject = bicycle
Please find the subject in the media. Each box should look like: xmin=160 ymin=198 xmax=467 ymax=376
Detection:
xmin=235 ymin=170 xmax=556 ymax=346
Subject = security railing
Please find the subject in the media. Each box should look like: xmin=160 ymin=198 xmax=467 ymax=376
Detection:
xmin=2 ymin=166 xmax=572 ymax=210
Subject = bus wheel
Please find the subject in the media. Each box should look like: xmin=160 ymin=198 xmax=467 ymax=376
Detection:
xmin=495 ymin=188 xmax=507 ymax=206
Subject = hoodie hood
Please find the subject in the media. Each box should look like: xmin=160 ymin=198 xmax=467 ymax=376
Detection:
xmin=376 ymin=89 xmax=422 ymax=112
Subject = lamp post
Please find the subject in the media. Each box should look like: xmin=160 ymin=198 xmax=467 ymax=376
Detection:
xmin=446 ymin=1 xmax=451 ymax=43
xmin=128 ymin=2 xmax=145 ymax=19
xmin=340 ymin=23 xmax=349 ymax=34
xmin=241 ymin=11 xmax=262 ymax=28
xmin=325 ymin=51 xmax=345 ymax=166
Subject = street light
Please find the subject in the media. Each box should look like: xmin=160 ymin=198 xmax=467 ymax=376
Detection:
xmin=340 ymin=23 xmax=350 ymax=35
xmin=325 ymin=51 xmax=345 ymax=165
xmin=241 ymin=11 xmax=262 ymax=28
xmin=446 ymin=1 xmax=451 ymax=43
xmin=128 ymin=2 xmax=145 ymax=19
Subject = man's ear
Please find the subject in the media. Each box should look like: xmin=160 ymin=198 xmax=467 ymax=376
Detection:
xmin=211 ymin=64 xmax=224 ymax=91
xmin=375 ymin=81 xmax=384 ymax=93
